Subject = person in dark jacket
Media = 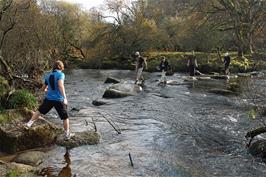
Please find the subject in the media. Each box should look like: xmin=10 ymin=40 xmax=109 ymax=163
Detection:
xmin=159 ymin=56 xmax=169 ymax=84
xmin=187 ymin=51 xmax=198 ymax=76
xmin=134 ymin=51 xmax=148 ymax=85
xmin=224 ymin=52 xmax=231 ymax=75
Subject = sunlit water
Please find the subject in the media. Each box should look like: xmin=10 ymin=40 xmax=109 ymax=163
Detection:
xmin=30 ymin=70 xmax=266 ymax=176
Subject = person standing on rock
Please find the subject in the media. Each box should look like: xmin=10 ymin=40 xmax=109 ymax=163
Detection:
xmin=159 ymin=56 xmax=169 ymax=85
xmin=224 ymin=52 xmax=231 ymax=75
xmin=187 ymin=51 xmax=198 ymax=76
xmin=134 ymin=51 xmax=148 ymax=85
xmin=25 ymin=60 xmax=74 ymax=140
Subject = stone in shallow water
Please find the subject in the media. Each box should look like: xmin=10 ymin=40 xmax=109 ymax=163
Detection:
xmin=56 ymin=131 xmax=100 ymax=149
xmin=103 ymin=83 xmax=142 ymax=98
xmin=14 ymin=151 xmax=47 ymax=166
xmin=92 ymin=99 xmax=115 ymax=106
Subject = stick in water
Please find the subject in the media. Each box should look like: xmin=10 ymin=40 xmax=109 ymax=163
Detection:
xmin=98 ymin=112 xmax=121 ymax=134
xmin=129 ymin=152 xmax=134 ymax=167
xmin=92 ymin=117 xmax=97 ymax=132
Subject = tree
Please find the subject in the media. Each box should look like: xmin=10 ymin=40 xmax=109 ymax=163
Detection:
xmin=207 ymin=0 xmax=266 ymax=57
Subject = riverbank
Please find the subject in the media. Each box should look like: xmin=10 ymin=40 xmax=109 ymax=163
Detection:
xmin=76 ymin=52 xmax=266 ymax=74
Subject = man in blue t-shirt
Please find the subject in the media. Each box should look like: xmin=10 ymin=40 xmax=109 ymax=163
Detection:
xmin=25 ymin=60 xmax=74 ymax=140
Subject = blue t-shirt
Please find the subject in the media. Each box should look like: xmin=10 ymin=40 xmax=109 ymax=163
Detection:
xmin=44 ymin=69 xmax=65 ymax=101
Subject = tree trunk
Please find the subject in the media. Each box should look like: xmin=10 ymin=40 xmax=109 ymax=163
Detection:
xmin=237 ymin=46 xmax=244 ymax=59
xmin=0 ymin=50 xmax=13 ymax=81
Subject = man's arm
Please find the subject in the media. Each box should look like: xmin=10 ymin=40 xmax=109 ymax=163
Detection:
xmin=41 ymin=84 xmax=48 ymax=92
xmin=144 ymin=58 xmax=148 ymax=70
xmin=58 ymin=79 xmax=67 ymax=105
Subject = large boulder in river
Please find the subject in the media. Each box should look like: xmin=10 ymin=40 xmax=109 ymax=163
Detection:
xmin=104 ymin=77 xmax=120 ymax=84
xmin=0 ymin=114 xmax=62 ymax=153
xmin=103 ymin=83 xmax=142 ymax=98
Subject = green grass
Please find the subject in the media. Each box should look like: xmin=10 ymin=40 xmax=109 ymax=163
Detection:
xmin=0 ymin=111 xmax=21 ymax=124
xmin=7 ymin=169 xmax=19 ymax=177
xmin=8 ymin=89 xmax=37 ymax=109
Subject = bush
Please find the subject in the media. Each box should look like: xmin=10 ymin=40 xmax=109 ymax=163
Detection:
xmin=0 ymin=76 xmax=10 ymax=109
xmin=8 ymin=89 xmax=37 ymax=109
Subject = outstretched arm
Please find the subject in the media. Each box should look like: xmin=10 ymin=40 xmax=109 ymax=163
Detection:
xmin=144 ymin=59 xmax=148 ymax=70
xmin=41 ymin=84 xmax=48 ymax=92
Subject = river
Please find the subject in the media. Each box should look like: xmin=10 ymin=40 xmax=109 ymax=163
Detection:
xmin=40 ymin=69 xmax=266 ymax=177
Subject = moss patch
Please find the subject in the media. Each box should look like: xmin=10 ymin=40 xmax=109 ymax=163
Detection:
xmin=0 ymin=108 xmax=31 ymax=124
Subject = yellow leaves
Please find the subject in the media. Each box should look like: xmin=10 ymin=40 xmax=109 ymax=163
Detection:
xmin=248 ymin=109 xmax=257 ymax=119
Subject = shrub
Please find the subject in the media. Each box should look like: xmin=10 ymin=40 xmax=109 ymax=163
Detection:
xmin=8 ymin=89 xmax=37 ymax=109
xmin=0 ymin=76 xmax=10 ymax=109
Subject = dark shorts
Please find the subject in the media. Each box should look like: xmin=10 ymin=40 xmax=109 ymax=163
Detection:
xmin=38 ymin=99 xmax=69 ymax=120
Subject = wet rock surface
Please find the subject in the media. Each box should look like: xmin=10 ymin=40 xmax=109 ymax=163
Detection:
xmin=56 ymin=131 xmax=100 ymax=149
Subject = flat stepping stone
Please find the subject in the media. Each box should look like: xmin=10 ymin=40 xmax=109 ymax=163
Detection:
xmin=56 ymin=131 xmax=100 ymax=149
xmin=92 ymin=99 xmax=115 ymax=106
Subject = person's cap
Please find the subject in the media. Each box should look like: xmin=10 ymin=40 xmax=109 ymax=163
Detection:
xmin=135 ymin=51 xmax=140 ymax=56
xmin=225 ymin=52 xmax=229 ymax=56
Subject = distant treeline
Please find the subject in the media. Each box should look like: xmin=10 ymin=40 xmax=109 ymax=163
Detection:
xmin=0 ymin=0 xmax=265 ymax=88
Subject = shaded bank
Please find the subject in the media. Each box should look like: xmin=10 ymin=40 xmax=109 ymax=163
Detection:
xmin=76 ymin=52 xmax=266 ymax=74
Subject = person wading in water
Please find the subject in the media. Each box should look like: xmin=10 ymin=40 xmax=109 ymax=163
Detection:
xmin=187 ymin=51 xmax=198 ymax=76
xmin=159 ymin=56 xmax=170 ymax=85
xmin=224 ymin=52 xmax=231 ymax=75
xmin=25 ymin=60 xmax=74 ymax=140
xmin=134 ymin=51 xmax=148 ymax=85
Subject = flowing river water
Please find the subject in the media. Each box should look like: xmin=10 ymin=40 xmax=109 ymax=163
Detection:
xmin=12 ymin=70 xmax=266 ymax=176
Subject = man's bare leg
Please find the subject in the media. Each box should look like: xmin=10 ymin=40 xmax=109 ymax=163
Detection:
xmin=25 ymin=111 xmax=41 ymax=128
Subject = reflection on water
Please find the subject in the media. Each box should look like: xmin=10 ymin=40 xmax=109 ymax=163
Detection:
xmin=41 ymin=148 xmax=72 ymax=177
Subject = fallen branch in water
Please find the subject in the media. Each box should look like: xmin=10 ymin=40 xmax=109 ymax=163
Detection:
xmin=129 ymin=152 xmax=134 ymax=167
xmin=98 ymin=112 xmax=121 ymax=134
xmin=92 ymin=117 xmax=97 ymax=132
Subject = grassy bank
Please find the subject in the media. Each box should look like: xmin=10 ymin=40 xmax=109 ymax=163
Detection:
xmin=76 ymin=52 xmax=266 ymax=74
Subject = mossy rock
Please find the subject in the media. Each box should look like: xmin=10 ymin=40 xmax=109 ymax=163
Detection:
xmin=56 ymin=131 xmax=100 ymax=148
xmin=0 ymin=118 xmax=63 ymax=153
xmin=0 ymin=108 xmax=32 ymax=124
